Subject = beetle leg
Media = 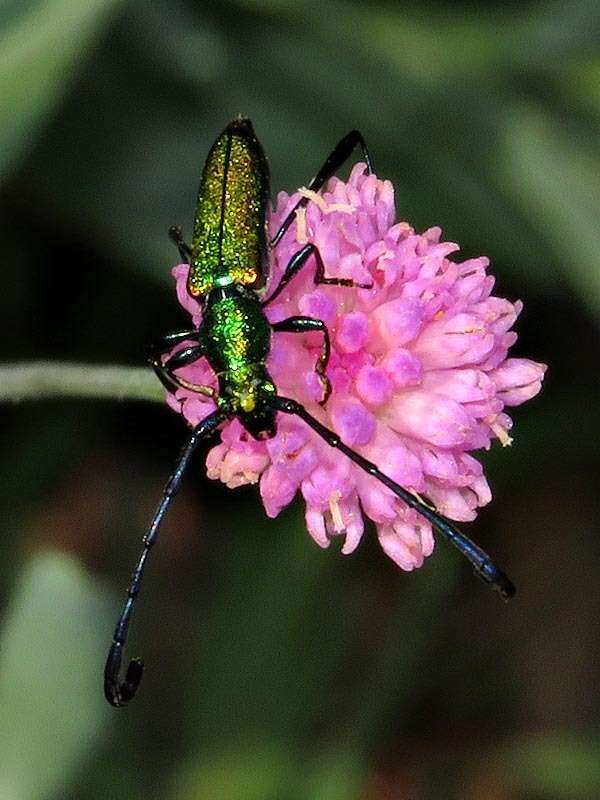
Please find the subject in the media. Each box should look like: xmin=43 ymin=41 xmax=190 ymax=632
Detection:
xmin=271 ymin=130 xmax=373 ymax=248
xmin=148 ymin=331 xmax=198 ymax=392
xmin=168 ymin=225 xmax=192 ymax=263
xmin=272 ymin=315 xmax=331 ymax=405
xmin=263 ymin=242 xmax=371 ymax=307
xmin=149 ymin=341 xmax=215 ymax=398
xmin=149 ymin=329 xmax=198 ymax=356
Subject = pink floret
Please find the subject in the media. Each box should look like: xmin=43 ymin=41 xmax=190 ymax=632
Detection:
xmin=166 ymin=163 xmax=546 ymax=571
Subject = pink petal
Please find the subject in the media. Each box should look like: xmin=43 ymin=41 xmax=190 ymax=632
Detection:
xmin=385 ymin=390 xmax=472 ymax=448
xmin=381 ymin=348 xmax=423 ymax=388
xmin=355 ymin=366 xmax=393 ymax=406
xmin=329 ymin=396 xmax=376 ymax=446
xmin=491 ymin=358 xmax=547 ymax=406
xmin=335 ymin=312 xmax=369 ymax=353
xmin=373 ymin=297 xmax=426 ymax=347
xmin=377 ymin=515 xmax=434 ymax=571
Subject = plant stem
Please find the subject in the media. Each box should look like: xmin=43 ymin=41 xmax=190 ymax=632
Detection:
xmin=0 ymin=362 xmax=163 ymax=404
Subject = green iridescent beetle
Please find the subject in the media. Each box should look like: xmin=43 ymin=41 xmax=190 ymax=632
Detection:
xmin=104 ymin=118 xmax=514 ymax=707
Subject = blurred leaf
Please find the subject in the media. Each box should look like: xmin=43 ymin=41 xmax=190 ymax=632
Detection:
xmin=499 ymin=103 xmax=600 ymax=319
xmin=167 ymin=740 xmax=295 ymax=800
xmin=0 ymin=550 xmax=113 ymax=800
xmin=562 ymin=55 xmax=600 ymax=117
xmin=0 ymin=0 xmax=123 ymax=181
xmin=503 ymin=0 xmax=600 ymax=69
xmin=299 ymin=746 xmax=364 ymax=800
xmin=505 ymin=732 xmax=600 ymax=799
xmin=168 ymin=740 xmax=366 ymax=800
xmin=343 ymin=549 xmax=460 ymax=745
xmin=232 ymin=0 xmax=600 ymax=82
xmin=187 ymin=503 xmax=356 ymax=739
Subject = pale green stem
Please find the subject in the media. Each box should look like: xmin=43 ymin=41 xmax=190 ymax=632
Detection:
xmin=0 ymin=362 xmax=164 ymax=404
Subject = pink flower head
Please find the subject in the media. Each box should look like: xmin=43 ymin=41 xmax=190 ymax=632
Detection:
xmin=166 ymin=164 xmax=546 ymax=572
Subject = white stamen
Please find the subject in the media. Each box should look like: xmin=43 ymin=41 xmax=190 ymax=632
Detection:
xmin=488 ymin=419 xmax=513 ymax=447
xmin=298 ymin=187 xmax=354 ymax=215
xmin=328 ymin=491 xmax=345 ymax=532
xmin=408 ymin=488 xmax=437 ymax=512
xmin=295 ymin=206 xmax=308 ymax=244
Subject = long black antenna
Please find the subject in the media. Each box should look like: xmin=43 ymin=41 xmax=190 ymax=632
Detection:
xmin=268 ymin=395 xmax=515 ymax=599
xmin=104 ymin=408 xmax=226 ymax=707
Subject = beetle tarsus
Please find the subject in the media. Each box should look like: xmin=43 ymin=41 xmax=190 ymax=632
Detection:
xmin=168 ymin=225 xmax=192 ymax=262
xmin=104 ymin=641 xmax=144 ymax=707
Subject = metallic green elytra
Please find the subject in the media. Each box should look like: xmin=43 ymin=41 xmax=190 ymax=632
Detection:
xmin=188 ymin=118 xmax=270 ymax=297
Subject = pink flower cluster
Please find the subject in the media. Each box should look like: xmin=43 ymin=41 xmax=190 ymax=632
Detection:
xmin=167 ymin=164 xmax=545 ymax=571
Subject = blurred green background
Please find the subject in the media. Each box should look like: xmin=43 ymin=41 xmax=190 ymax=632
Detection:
xmin=1 ymin=1 xmax=599 ymax=798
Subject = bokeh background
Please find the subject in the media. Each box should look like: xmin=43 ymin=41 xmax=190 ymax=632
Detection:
xmin=1 ymin=1 xmax=599 ymax=798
